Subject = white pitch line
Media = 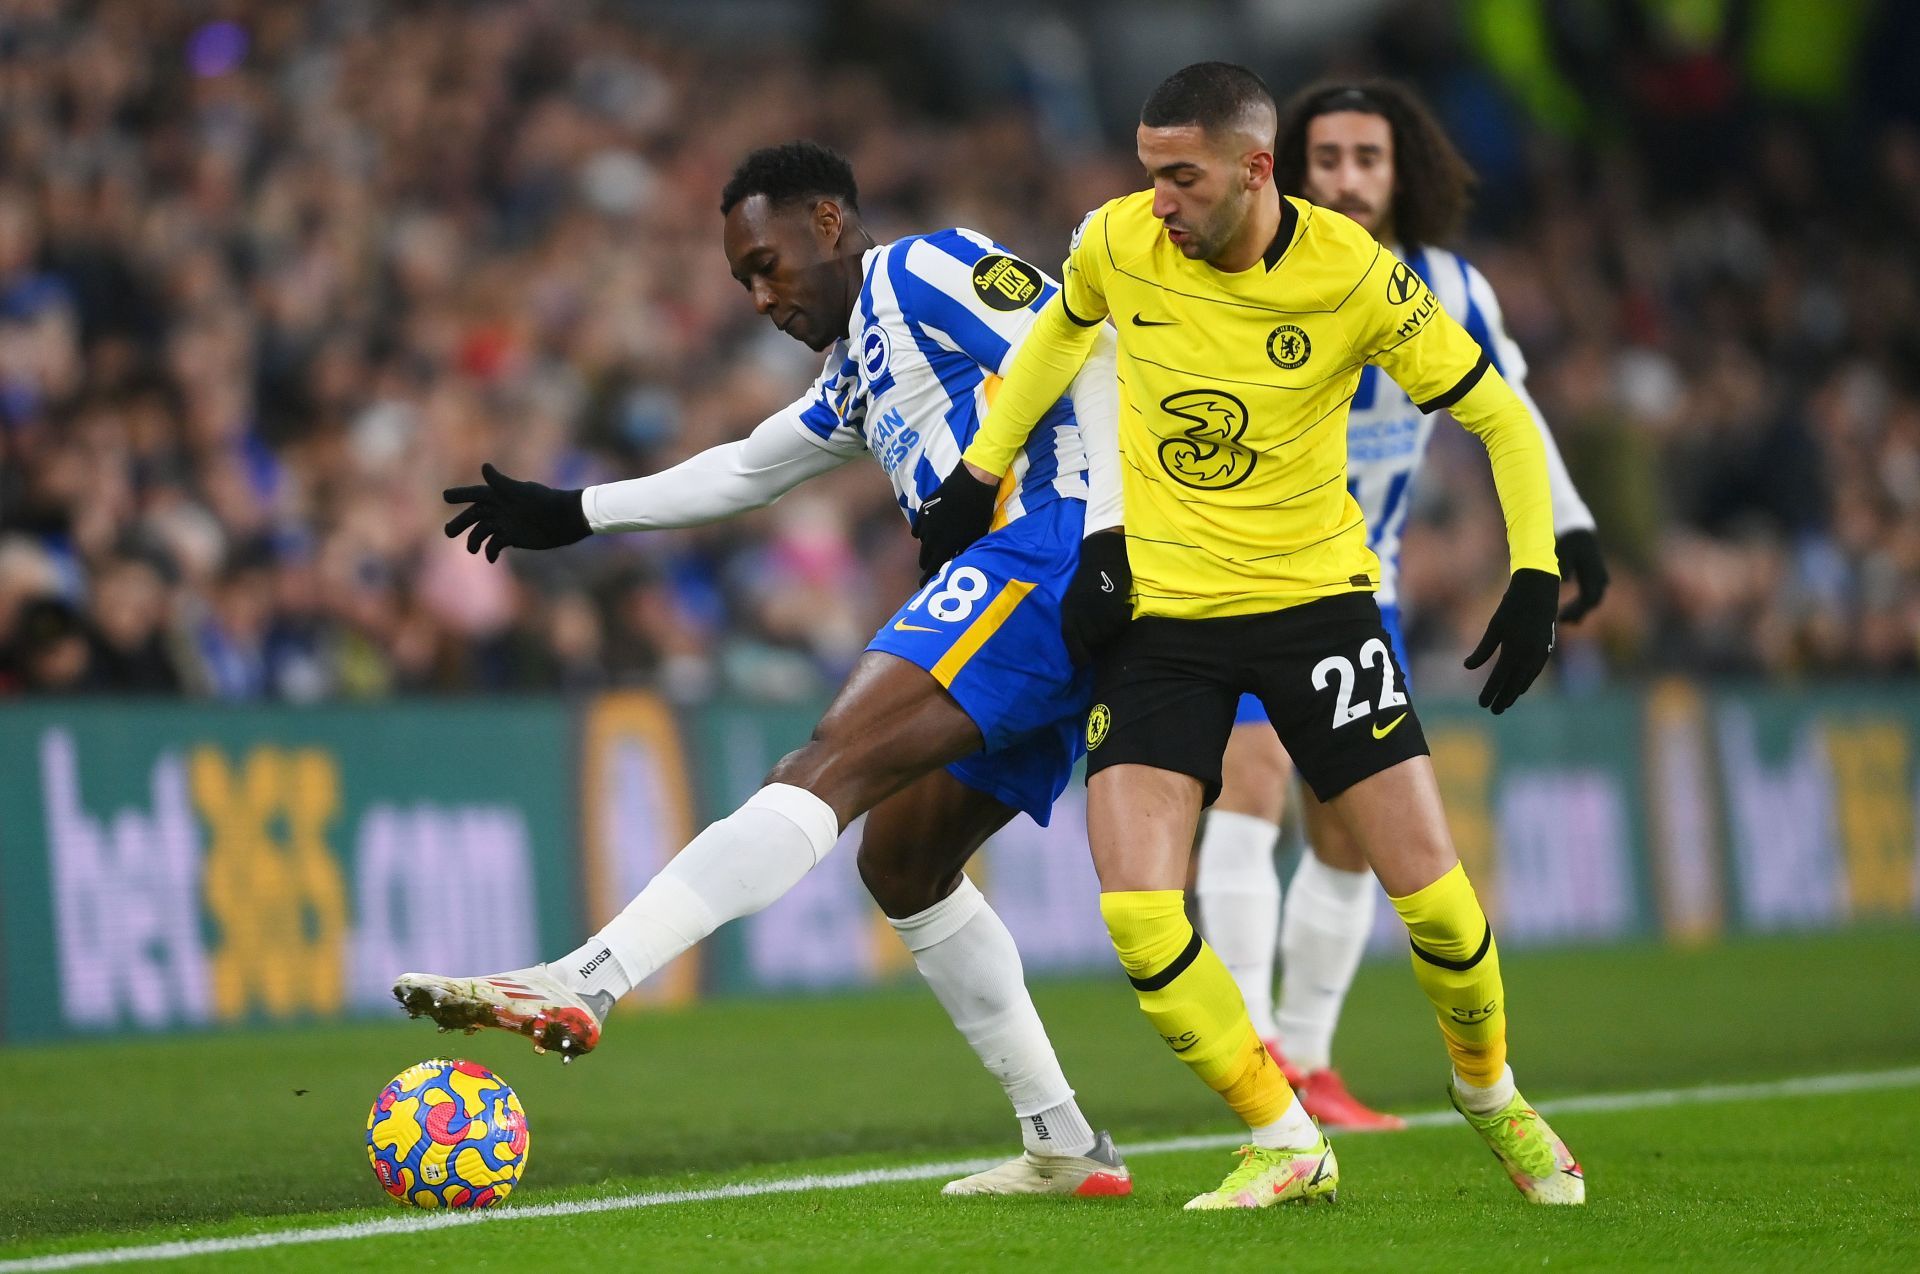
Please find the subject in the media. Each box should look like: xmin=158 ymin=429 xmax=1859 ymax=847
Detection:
xmin=6 ymin=1065 xmax=1918 ymax=1272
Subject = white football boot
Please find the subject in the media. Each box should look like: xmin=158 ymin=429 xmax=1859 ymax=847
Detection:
xmin=393 ymin=964 xmax=607 ymax=1063
xmin=941 ymin=1131 xmax=1133 ymax=1197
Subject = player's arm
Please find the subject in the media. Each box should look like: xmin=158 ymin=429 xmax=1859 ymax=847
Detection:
xmin=446 ymin=369 xmax=860 ymax=559
xmin=581 ymin=410 xmax=855 ymax=531
xmin=1364 ymin=257 xmax=1557 ymax=713
xmin=912 ymin=298 xmax=1105 ymax=572
xmin=1461 ymin=262 xmax=1608 ymax=622
xmin=914 ymin=212 xmax=1113 ymax=572
xmin=961 ymin=292 xmax=1107 ymax=477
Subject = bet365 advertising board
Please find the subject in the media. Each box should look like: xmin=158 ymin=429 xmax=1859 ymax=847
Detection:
xmin=0 ymin=702 xmax=578 ymax=1044
xmin=678 ymin=684 xmax=1920 ymax=990
xmin=2 ymin=684 xmax=1915 ymax=1044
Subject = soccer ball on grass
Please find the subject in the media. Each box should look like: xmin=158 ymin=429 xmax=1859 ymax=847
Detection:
xmin=366 ymin=1058 xmax=530 ymax=1208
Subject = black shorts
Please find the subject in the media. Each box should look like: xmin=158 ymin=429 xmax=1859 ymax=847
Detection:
xmin=1083 ymin=593 xmax=1429 ymax=804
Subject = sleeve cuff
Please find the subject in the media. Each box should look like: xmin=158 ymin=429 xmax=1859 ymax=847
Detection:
xmin=960 ymin=440 xmax=1013 ymax=473
xmin=1061 ymin=299 xmax=1102 ymax=328
xmin=1415 ymin=351 xmax=1491 ymax=414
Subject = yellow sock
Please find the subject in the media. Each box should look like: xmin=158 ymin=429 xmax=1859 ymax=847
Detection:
xmin=1100 ymin=890 xmax=1293 ymax=1128
xmin=1389 ymin=862 xmax=1507 ymax=1086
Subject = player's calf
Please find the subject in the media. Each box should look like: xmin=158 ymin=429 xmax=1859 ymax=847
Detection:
xmin=857 ymin=834 xmax=969 ymax=919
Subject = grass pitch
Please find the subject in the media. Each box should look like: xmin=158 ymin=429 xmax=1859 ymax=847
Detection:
xmin=2 ymin=928 xmax=1916 ymax=1271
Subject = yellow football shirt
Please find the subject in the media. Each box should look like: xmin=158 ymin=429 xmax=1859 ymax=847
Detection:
xmin=966 ymin=190 xmax=1556 ymax=619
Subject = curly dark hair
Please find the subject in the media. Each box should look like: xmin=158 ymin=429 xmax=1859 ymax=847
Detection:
xmin=1140 ymin=61 xmax=1274 ymax=134
xmin=1273 ymin=81 xmax=1476 ymax=252
xmin=719 ymin=141 xmax=858 ymax=216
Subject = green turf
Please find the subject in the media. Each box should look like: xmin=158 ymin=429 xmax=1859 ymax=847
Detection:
xmin=2 ymin=928 xmax=1917 ymax=1270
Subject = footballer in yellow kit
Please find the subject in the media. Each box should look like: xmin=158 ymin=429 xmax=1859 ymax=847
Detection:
xmin=1043 ymin=188 xmax=1547 ymax=618
xmin=916 ymin=60 xmax=1585 ymax=1213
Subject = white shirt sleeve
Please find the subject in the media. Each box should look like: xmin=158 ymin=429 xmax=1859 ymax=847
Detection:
xmin=1461 ymin=261 xmax=1596 ymax=535
xmin=584 ymin=350 xmax=868 ymax=533
xmin=583 ymin=403 xmax=856 ymax=533
xmin=1070 ymin=325 xmax=1124 ymax=534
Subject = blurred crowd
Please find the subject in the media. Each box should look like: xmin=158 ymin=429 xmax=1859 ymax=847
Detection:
xmin=1 ymin=0 xmax=1916 ymax=702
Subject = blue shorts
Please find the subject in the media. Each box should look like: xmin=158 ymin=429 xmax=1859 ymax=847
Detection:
xmin=1234 ymin=602 xmax=1408 ymax=726
xmin=867 ymin=500 xmax=1091 ymax=824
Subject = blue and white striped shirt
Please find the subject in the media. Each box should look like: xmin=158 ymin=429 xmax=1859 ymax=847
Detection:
xmin=784 ymin=228 xmax=1092 ymax=528
xmin=1347 ymin=244 xmax=1592 ymax=606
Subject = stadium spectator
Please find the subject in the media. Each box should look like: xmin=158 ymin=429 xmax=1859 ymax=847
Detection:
xmin=0 ymin=0 xmax=1912 ymax=701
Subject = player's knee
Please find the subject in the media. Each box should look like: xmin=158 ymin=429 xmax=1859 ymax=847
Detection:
xmin=766 ymin=738 xmax=881 ymax=826
xmin=766 ymin=739 xmax=822 ymax=788
xmin=1307 ymin=807 xmax=1368 ymax=872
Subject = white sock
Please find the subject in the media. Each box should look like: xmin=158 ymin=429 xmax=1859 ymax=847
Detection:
xmin=890 ymin=876 xmax=1097 ymax=1157
xmin=1248 ymin=1095 xmax=1321 ymax=1150
xmin=555 ymin=783 xmax=840 ymax=1004
xmin=1275 ymin=849 xmax=1377 ymax=1073
xmin=1193 ymin=810 xmax=1282 ymax=1039
xmin=1452 ymin=1063 xmax=1517 ymax=1116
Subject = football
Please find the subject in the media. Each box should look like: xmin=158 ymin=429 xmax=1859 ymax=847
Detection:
xmin=365 ymin=1059 xmax=530 ymax=1208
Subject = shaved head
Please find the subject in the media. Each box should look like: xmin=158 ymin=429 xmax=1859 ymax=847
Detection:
xmin=1140 ymin=61 xmax=1277 ymax=149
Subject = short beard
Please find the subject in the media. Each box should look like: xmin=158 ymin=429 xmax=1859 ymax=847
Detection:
xmin=1192 ymin=191 xmax=1251 ymax=263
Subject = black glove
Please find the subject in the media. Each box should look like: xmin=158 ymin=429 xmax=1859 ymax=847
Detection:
xmin=443 ymin=463 xmax=590 ymax=562
xmin=1061 ymin=530 xmax=1132 ymax=664
xmin=914 ymin=465 xmax=999 ymax=580
xmin=1463 ymin=567 xmax=1559 ymax=715
xmin=1554 ymin=528 xmax=1609 ymax=623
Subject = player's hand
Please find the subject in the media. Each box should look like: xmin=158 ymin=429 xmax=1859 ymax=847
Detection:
xmin=1463 ymin=568 xmax=1559 ymax=715
xmin=443 ymin=463 xmax=590 ymax=562
xmin=914 ymin=462 xmax=999 ymax=580
xmin=1554 ymin=528 xmax=1609 ymax=623
xmin=1061 ymin=530 xmax=1132 ymax=664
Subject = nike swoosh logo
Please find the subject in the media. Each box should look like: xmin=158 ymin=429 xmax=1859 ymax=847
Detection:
xmin=1272 ymin=1161 xmax=1314 ymax=1195
xmin=1098 ymin=571 xmax=1115 ymax=593
xmin=1130 ymin=314 xmax=1177 ymax=326
xmin=1372 ymin=712 xmax=1409 ymax=740
xmin=894 ymin=620 xmax=939 ymax=633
